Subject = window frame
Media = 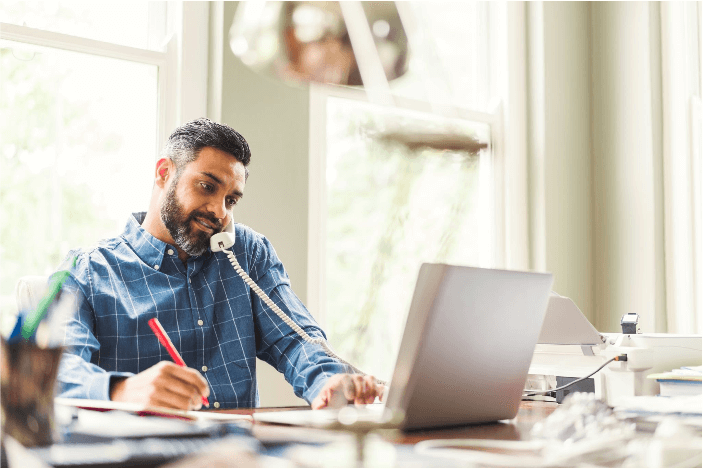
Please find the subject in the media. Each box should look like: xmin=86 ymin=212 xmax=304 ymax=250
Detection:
xmin=0 ymin=2 xmax=209 ymax=155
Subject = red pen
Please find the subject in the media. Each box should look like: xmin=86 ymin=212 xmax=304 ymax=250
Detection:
xmin=148 ymin=318 xmax=209 ymax=408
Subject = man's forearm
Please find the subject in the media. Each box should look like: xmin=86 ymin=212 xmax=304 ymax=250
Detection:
xmin=57 ymin=352 xmax=133 ymax=401
xmin=270 ymin=338 xmax=351 ymax=404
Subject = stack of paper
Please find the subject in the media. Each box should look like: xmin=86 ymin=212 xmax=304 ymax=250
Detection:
xmin=647 ymin=366 xmax=702 ymax=397
xmin=611 ymin=395 xmax=702 ymax=428
xmin=54 ymin=397 xmax=253 ymax=422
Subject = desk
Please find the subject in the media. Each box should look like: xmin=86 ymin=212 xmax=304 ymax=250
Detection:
xmin=209 ymin=400 xmax=557 ymax=443
xmin=202 ymin=400 xmax=701 ymax=468
xmin=193 ymin=401 xmax=558 ymax=467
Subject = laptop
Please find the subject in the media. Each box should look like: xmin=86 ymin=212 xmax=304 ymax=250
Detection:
xmin=254 ymin=264 xmax=554 ymax=431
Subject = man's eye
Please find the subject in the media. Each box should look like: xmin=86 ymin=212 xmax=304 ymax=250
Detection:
xmin=227 ymin=198 xmax=237 ymax=207
xmin=200 ymin=182 xmax=214 ymax=192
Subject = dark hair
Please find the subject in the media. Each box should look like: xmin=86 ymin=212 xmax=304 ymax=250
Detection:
xmin=162 ymin=118 xmax=251 ymax=179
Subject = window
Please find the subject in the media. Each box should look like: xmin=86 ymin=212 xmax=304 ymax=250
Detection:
xmin=0 ymin=1 xmax=208 ymax=332
xmin=309 ymin=3 xmax=507 ymax=380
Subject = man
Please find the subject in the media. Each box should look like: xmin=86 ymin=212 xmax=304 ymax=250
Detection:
xmin=56 ymin=118 xmax=382 ymax=410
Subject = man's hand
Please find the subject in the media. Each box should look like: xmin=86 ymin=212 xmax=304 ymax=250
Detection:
xmin=110 ymin=361 xmax=210 ymax=410
xmin=311 ymin=374 xmax=385 ymax=410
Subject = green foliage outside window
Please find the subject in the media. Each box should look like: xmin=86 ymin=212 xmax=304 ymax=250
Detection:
xmin=0 ymin=43 xmax=156 ymax=333
xmin=325 ymin=97 xmax=490 ymax=380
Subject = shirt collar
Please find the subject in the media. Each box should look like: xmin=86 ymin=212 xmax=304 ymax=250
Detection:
xmin=122 ymin=212 xmax=170 ymax=271
xmin=122 ymin=212 xmax=213 ymax=271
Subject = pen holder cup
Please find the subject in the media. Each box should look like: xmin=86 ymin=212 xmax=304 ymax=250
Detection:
xmin=0 ymin=338 xmax=63 ymax=447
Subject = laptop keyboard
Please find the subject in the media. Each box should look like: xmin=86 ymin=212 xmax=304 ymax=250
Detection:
xmin=253 ymin=403 xmax=392 ymax=428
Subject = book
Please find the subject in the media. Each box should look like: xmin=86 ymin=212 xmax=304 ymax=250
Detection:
xmin=648 ymin=366 xmax=702 ymax=397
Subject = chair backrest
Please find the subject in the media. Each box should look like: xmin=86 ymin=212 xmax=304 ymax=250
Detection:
xmin=15 ymin=276 xmax=49 ymax=314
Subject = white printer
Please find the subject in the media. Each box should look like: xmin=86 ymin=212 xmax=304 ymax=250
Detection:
xmin=527 ymin=294 xmax=702 ymax=405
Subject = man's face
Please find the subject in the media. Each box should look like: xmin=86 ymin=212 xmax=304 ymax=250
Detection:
xmin=160 ymin=147 xmax=246 ymax=257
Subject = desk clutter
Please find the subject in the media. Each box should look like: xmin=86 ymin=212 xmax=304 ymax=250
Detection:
xmin=0 ymin=392 xmax=700 ymax=468
xmin=2 ymin=401 xmax=262 ymax=467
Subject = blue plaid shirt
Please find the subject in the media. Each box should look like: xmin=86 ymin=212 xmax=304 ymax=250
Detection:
xmin=56 ymin=212 xmax=347 ymax=408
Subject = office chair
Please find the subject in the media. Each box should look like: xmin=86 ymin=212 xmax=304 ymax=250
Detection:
xmin=15 ymin=275 xmax=49 ymax=315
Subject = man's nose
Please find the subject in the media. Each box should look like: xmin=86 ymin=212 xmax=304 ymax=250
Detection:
xmin=206 ymin=199 xmax=229 ymax=223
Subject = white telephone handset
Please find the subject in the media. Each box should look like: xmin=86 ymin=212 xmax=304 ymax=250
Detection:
xmin=211 ymin=220 xmax=381 ymax=383
xmin=209 ymin=219 xmax=236 ymax=252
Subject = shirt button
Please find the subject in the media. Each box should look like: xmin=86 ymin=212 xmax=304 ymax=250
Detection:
xmin=214 ymin=402 xmax=220 ymax=409
xmin=197 ymin=319 xmax=203 ymax=326
xmin=154 ymin=264 xmax=159 ymax=270
xmin=188 ymin=278 xmax=191 ymax=283
xmin=202 ymin=366 xmax=208 ymax=372
xmin=167 ymin=249 xmax=174 ymax=255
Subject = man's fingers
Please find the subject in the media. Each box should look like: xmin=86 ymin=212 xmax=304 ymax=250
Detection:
xmin=311 ymin=394 xmax=325 ymax=410
xmin=352 ymin=375 xmax=365 ymax=399
xmin=159 ymin=362 xmax=210 ymax=397
xmin=342 ymin=375 xmax=356 ymax=401
xmin=156 ymin=376 xmax=204 ymax=406
xmin=311 ymin=397 xmax=323 ymax=410
xmin=165 ymin=363 xmax=210 ymax=394
xmin=149 ymin=373 xmax=203 ymax=410
xmin=341 ymin=375 xmax=385 ymax=404
xmin=352 ymin=375 xmax=365 ymax=405
xmin=363 ymin=376 xmax=376 ymax=400
xmin=151 ymin=393 xmax=192 ymax=411
xmin=347 ymin=375 xmax=383 ymax=404
xmin=312 ymin=374 xmax=386 ymax=410
xmin=312 ymin=386 xmax=332 ymax=410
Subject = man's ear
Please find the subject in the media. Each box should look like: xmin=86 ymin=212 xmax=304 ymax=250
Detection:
xmin=155 ymin=158 xmax=172 ymax=188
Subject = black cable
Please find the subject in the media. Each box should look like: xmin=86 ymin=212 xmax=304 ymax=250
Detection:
xmin=523 ymin=355 xmax=626 ymax=397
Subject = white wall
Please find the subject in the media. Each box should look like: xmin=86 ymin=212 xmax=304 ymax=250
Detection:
xmin=527 ymin=2 xmax=595 ymax=324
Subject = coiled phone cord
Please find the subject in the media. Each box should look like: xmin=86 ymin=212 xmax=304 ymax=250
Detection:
xmin=223 ymin=248 xmax=387 ymax=386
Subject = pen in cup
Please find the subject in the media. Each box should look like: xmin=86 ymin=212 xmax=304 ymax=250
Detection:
xmin=18 ymin=256 xmax=77 ymax=342
xmin=35 ymin=290 xmax=77 ymax=348
xmin=147 ymin=318 xmax=209 ymax=409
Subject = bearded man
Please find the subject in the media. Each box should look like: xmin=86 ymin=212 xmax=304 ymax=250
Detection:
xmin=55 ymin=118 xmax=382 ymax=410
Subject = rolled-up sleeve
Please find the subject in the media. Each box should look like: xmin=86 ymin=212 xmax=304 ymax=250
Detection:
xmin=250 ymin=237 xmax=350 ymax=404
xmin=56 ymin=251 xmax=132 ymax=401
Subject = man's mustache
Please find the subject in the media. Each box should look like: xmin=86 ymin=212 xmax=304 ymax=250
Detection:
xmin=189 ymin=212 xmax=223 ymax=232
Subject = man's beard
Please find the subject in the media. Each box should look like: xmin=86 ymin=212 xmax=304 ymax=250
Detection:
xmin=160 ymin=178 xmax=223 ymax=257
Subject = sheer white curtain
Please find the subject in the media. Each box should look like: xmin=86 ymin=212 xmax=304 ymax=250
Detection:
xmin=660 ymin=1 xmax=702 ymax=334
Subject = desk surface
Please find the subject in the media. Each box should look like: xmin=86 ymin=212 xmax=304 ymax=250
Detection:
xmin=207 ymin=400 xmax=558 ymax=444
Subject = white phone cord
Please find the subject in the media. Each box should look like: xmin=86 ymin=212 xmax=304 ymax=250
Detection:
xmin=224 ymin=249 xmax=386 ymax=385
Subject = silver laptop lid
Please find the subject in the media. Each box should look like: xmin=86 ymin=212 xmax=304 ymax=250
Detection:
xmin=386 ymin=264 xmax=553 ymax=430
